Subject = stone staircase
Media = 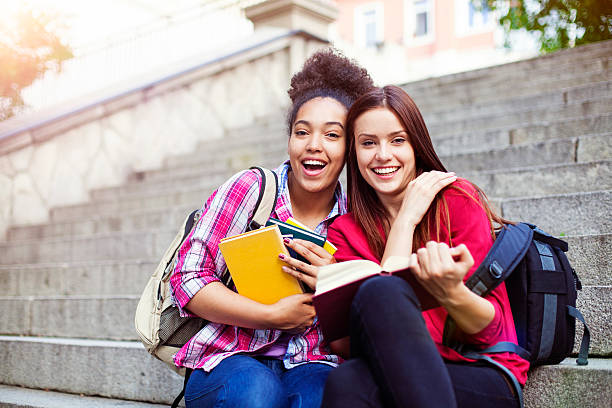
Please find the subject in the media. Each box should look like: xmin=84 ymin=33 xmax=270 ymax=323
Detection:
xmin=1 ymin=40 xmax=611 ymax=407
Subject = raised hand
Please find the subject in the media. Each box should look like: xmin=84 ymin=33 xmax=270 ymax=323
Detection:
xmin=397 ymin=171 xmax=456 ymax=227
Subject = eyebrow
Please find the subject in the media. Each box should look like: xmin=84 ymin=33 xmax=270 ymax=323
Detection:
xmin=294 ymin=120 xmax=345 ymax=129
xmin=358 ymin=130 xmax=406 ymax=138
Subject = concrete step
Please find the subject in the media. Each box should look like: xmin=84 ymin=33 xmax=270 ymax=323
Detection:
xmin=0 ymin=384 xmax=167 ymax=408
xmin=406 ymin=42 xmax=612 ymax=96
xmin=427 ymin=113 xmax=612 ymax=156
xmin=466 ymin=160 xmax=612 ymax=198
xmin=442 ymin=137 xmax=577 ymax=173
xmin=8 ymin=204 xmax=195 ymax=241
xmin=0 ymin=229 xmax=176 ymax=264
xmin=429 ymin=96 xmax=612 ymax=138
xmin=0 ymin=336 xmax=183 ymax=405
xmin=3 ymin=191 xmax=610 ymax=264
xmin=422 ymin=80 xmax=611 ymax=124
xmin=0 ymin=335 xmax=609 ymax=407
xmin=414 ymin=65 xmax=611 ymax=114
xmin=0 ymin=295 xmax=138 ymax=340
xmin=565 ymin=234 xmax=612 ymax=288
xmin=523 ymin=358 xmax=612 ymax=408
xmin=49 ymin=186 xmax=209 ymax=223
xmin=500 ymin=190 xmax=611 ymax=236
xmin=1 ymin=284 xmax=608 ymax=352
xmin=0 ymin=260 xmax=154 ymax=297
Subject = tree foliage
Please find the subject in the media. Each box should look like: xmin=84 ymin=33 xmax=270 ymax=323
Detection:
xmin=0 ymin=8 xmax=72 ymax=121
xmin=484 ymin=0 xmax=612 ymax=52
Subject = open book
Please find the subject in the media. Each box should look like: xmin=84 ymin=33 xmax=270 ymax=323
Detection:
xmin=219 ymin=225 xmax=303 ymax=304
xmin=313 ymin=256 xmax=439 ymax=342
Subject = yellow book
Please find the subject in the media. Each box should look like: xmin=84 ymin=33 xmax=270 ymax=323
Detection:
xmin=286 ymin=217 xmax=337 ymax=255
xmin=219 ymin=225 xmax=303 ymax=304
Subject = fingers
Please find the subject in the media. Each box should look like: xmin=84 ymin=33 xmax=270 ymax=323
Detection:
xmin=285 ymin=238 xmax=332 ymax=266
xmin=449 ymin=243 xmax=474 ymax=269
xmin=282 ymin=265 xmax=317 ymax=290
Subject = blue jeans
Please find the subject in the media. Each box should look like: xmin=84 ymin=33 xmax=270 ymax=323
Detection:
xmin=323 ymin=276 xmax=519 ymax=408
xmin=185 ymin=354 xmax=333 ymax=408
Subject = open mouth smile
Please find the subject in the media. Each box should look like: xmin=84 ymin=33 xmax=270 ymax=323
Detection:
xmin=302 ymin=159 xmax=327 ymax=175
xmin=372 ymin=166 xmax=400 ymax=177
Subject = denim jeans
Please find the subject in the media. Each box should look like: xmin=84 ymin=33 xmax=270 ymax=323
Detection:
xmin=184 ymin=354 xmax=333 ymax=408
xmin=322 ymin=276 xmax=519 ymax=408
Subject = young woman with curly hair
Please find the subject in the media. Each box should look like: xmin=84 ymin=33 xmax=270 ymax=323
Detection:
xmin=169 ymin=49 xmax=374 ymax=408
xmin=282 ymin=86 xmax=529 ymax=408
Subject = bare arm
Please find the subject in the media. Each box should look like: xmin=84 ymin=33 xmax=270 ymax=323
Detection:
xmin=185 ymin=281 xmax=316 ymax=331
xmin=382 ymin=171 xmax=457 ymax=265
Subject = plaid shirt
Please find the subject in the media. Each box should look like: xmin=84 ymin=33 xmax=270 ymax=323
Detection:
xmin=170 ymin=161 xmax=347 ymax=372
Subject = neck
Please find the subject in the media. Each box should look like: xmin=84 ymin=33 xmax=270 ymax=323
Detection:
xmin=288 ymin=173 xmax=337 ymax=230
xmin=377 ymin=190 xmax=405 ymax=224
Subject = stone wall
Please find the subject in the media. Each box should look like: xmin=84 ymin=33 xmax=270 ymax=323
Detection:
xmin=0 ymin=32 xmax=327 ymax=239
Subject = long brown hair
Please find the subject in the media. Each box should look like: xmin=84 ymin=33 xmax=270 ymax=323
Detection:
xmin=345 ymin=85 xmax=507 ymax=259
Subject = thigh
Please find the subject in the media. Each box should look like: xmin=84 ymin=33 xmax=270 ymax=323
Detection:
xmin=445 ymin=362 xmax=519 ymax=408
xmin=281 ymin=362 xmax=333 ymax=408
xmin=322 ymin=358 xmax=383 ymax=408
xmin=185 ymin=355 xmax=288 ymax=408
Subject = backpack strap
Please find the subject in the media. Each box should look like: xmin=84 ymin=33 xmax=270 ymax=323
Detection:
xmin=568 ymin=305 xmax=590 ymax=365
xmin=171 ymin=368 xmax=193 ymax=408
xmin=248 ymin=166 xmax=279 ymax=230
xmin=219 ymin=167 xmax=279 ymax=287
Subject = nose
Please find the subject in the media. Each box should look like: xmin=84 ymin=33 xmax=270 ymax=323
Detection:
xmin=375 ymin=143 xmax=391 ymax=161
xmin=306 ymin=134 xmax=323 ymax=152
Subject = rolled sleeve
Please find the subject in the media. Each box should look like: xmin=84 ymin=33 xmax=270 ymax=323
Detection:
xmin=170 ymin=170 xmax=262 ymax=317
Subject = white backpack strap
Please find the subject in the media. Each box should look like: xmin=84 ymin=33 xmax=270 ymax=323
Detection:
xmin=248 ymin=166 xmax=279 ymax=230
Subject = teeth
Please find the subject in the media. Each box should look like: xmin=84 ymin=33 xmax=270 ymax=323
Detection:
xmin=303 ymin=160 xmax=326 ymax=166
xmin=373 ymin=167 xmax=399 ymax=175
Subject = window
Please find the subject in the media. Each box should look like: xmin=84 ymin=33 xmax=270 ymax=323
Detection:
xmin=354 ymin=3 xmax=384 ymax=48
xmin=414 ymin=0 xmax=431 ymax=37
xmin=456 ymin=0 xmax=492 ymax=35
xmin=404 ymin=0 xmax=434 ymax=44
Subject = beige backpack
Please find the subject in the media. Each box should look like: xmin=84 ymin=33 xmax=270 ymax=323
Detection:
xmin=134 ymin=167 xmax=279 ymax=376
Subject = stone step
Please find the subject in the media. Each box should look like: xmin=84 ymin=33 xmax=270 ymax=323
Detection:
xmin=421 ymin=80 xmax=611 ymax=124
xmin=522 ymin=358 xmax=612 ymax=408
xmin=1 ymin=284 xmax=609 ymax=353
xmin=413 ymin=64 xmax=611 ymax=114
xmin=500 ymin=190 xmax=612 ymax=236
xmin=0 ymin=384 xmax=167 ymax=408
xmin=3 ymin=191 xmax=610 ymax=264
xmin=0 ymin=295 xmax=139 ymax=340
xmin=0 ymin=336 xmax=183 ymax=405
xmin=17 ymin=159 xmax=609 ymax=242
xmin=0 ymin=335 xmax=609 ymax=407
xmin=49 ymin=186 xmax=210 ymax=223
xmin=1 ymin=232 xmax=607 ymax=298
xmin=9 ymin=204 xmax=194 ymax=241
xmin=406 ymin=42 xmax=612 ymax=95
xmin=0 ymin=229 xmax=176 ymax=264
xmin=429 ymin=96 xmax=612 ymax=137
xmin=0 ymin=260 xmax=155 ymax=297
xmin=442 ymin=137 xmax=577 ymax=173
xmin=466 ymin=160 xmax=612 ymax=199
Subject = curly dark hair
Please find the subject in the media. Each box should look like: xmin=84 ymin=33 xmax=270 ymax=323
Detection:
xmin=286 ymin=48 xmax=374 ymax=136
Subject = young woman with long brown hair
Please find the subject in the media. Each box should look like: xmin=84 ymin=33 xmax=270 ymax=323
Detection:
xmin=284 ymin=85 xmax=529 ymax=407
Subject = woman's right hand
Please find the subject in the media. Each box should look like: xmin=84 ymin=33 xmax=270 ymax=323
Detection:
xmin=397 ymin=171 xmax=457 ymax=226
xmin=266 ymin=293 xmax=316 ymax=332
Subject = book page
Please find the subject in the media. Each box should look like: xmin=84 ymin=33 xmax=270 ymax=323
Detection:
xmin=381 ymin=255 xmax=412 ymax=272
xmin=316 ymin=259 xmax=381 ymax=294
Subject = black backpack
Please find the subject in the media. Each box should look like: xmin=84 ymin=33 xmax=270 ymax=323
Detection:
xmin=443 ymin=223 xmax=590 ymax=407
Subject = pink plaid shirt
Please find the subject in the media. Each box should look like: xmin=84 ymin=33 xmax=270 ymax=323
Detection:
xmin=170 ymin=162 xmax=347 ymax=372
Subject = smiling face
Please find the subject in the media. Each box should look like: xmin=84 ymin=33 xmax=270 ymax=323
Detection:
xmin=353 ymin=107 xmax=416 ymax=202
xmin=288 ymin=97 xmax=347 ymax=197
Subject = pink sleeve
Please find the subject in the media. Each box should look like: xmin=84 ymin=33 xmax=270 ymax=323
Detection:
xmin=170 ymin=170 xmax=261 ymax=317
xmin=327 ymin=215 xmax=380 ymax=263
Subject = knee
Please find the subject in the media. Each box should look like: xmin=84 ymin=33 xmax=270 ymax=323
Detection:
xmin=354 ymin=276 xmax=415 ymax=306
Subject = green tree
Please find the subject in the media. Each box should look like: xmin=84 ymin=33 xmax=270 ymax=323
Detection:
xmin=0 ymin=8 xmax=72 ymax=121
xmin=483 ymin=0 xmax=612 ymax=52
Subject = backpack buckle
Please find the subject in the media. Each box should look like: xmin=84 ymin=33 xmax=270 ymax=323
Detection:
xmin=489 ymin=261 xmax=503 ymax=279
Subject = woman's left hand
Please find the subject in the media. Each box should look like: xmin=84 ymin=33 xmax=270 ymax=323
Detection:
xmin=409 ymin=241 xmax=473 ymax=304
xmin=280 ymin=238 xmax=336 ymax=290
